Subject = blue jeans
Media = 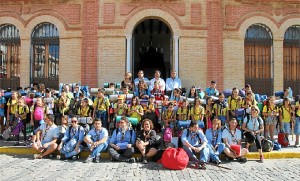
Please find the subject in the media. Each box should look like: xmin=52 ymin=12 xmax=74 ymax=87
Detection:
xmin=207 ymin=144 xmax=221 ymax=162
xmin=88 ymin=142 xmax=108 ymax=158
xmin=60 ymin=146 xmax=84 ymax=158
xmin=183 ymin=145 xmax=209 ymax=163
xmin=281 ymin=122 xmax=290 ymax=134
xmin=95 ymin=110 xmax=107 ymax=128
xmin=216 ymin=143 xmax=225 ymax=154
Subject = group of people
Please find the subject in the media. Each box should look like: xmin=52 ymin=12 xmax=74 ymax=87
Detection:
xmin=0 ymin=69 xmax=299 ymax=169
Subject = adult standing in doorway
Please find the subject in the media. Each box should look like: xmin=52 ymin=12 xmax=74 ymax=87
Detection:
xmin=149 ymin=70 xmax=165 ymax=91
xmin=134 ymin=70 xmax=149 ymax=85
xmin=166 ymin=70 xmax=182 ymax=97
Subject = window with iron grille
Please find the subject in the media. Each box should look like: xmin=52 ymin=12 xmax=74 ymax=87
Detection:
xmin=283 ymin=25 xmax=300 ymax=96
xmin=244 ymin=24 xmax=273 ymax=95
xmin=0 ymin=24 xmax=20 ymax=89
xmin=31 ymin=22 xmax=59 ymax=89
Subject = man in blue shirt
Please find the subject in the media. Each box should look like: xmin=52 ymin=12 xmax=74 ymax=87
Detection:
xmin=84 ymin=118 xmax=108 ymax=163
xmin=166 ymin=70 xmax=182 ymax=97
xmin=108 ymin=116 xmax=136 ymax=162
xmin=205 ymin=80 xmax=219 ymax=98
xmin=181 ymin=120 xmax=209 ymax=169
xmin=57 ymin=117 xmax=85 ymax=160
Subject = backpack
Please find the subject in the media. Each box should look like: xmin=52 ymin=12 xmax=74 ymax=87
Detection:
xmin=278 ymin=131 xmax=289 ymax=147
xmin=2 ymin=127 xmax=12 ymax=140
xmin=11 ymin=119 xmax=25 ymax=136
xmin=245 ymin=115 xmax=262 ymax=130
xmin=161 ymin=148 xmax=189 ymax=170
xmin=163 ymin=127 xmax=172 ymax=143
xmin=33 ymin=105 xmax=45 ymax=121
xmin=273 ymin=141 xmax=281 ymax=150
xmin=261 ymin=138 xmax=273 ymax=152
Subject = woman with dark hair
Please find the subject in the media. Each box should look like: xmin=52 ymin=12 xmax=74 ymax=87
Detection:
xmin=135 ymin=119 xmax=158 ymax=164
xmin=187 ymin=86 xmax=197 ymax=98
xmin=279 ymin=98 xmax=295 ymax=142
xmin=128 ymin=96 xmax=144 ymax=131
xmin=190 ymin=97 xmax=205 ymax=129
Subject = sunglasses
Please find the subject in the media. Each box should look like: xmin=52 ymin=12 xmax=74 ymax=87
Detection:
xmin=71 ymin=120 xmax=77 ymax=123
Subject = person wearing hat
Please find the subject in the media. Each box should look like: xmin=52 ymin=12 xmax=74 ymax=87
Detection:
xmin=205 ymin=80 xmax=219 ymax=98
xmin=242 ymin=105 xmax=264 ymax=163
xmin=114 ymin=96 xmax=128 ymax=118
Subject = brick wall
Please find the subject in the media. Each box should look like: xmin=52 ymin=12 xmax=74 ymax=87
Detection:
xmin=60 ymin=38 xmax=82 ymax=84
xmin=179 ymin=37 xmax=207 ymax=90
xmin=223 ymin=36 xmax=245 ymax=90
xmin=206 ymin=0 xmax=224 ymax=90
xmin=98 ymin=37 xmax=126 ymax=87
xmin=81 ymin=0 xmax=99 ymax=87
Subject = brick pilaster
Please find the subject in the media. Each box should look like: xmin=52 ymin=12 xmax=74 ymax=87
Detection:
xmin=81 ymin=0 xmax=99 ymax=87
xmin=206 ymin=0 xmax=224 ymax=90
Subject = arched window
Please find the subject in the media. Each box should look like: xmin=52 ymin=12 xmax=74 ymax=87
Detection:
xmin=31 ymin=22 xmax=59 ymax=89
xmin=244 ymin=24 xmax=273 ymax=95
xmin=0 ymin=24 xmax=20 ymax=90
xmin=283 ymin=25 xmax=300 ymax=96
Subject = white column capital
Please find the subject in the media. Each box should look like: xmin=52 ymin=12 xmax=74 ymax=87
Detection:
xmin=126 ymin=35 xmax=132 ymax=40
xmin=173 ymin=35 xmax=179 ymax=41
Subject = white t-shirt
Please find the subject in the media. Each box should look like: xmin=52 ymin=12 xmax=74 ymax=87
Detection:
xmin=222 ymin=128 xmax=241 ymax=145
xmin=39 ymin=123 xmax=59 ymax=143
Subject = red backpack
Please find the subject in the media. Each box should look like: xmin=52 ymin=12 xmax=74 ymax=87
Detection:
xmin=162 ymin=148 xmax=189 ymax=170
xmin=278 ymin=131 xmax=289 ymax=147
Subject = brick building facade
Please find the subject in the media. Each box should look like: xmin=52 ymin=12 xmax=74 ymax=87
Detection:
xmin=0 ymin=0 xmax=299 ymax=95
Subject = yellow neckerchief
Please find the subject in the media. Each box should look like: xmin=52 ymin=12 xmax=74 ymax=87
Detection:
xmin=80 ymin=106 xmax=89 ymax=117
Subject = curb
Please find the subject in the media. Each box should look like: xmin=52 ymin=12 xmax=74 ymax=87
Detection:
xmin=1 ymin=147 xmax=300 ymax=159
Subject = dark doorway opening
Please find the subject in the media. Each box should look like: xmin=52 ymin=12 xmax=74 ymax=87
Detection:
xmin=133 ymin=19 xmax=172 ymax=80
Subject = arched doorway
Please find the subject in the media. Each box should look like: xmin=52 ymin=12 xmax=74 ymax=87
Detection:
xmin=133 ymin=19 xmax=172 ymax=80
xmin=0 ymin=24 xmax=20 ymax=90
xmin=283 ymin=25 xmax=300 ymax=96
xmin=31 ymin=22 xmax=59 ymax=89
xmin=244 ymin=24 xmax=273 ymax=95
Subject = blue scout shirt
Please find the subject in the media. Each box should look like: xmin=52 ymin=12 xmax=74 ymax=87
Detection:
xmin=181 ymin=129 xmax=208 ymax=146
xmin=87 ymin=128 xmax=108 ymax=142
xmin=61 ymin=125 xmax=85 ymax=143
xmin=110 ymin=128 xmax=136 ymax=145
xmin=205 ymin=128 xmax=222 ymax=146
xmin=205 ymin=87 xmax=219 ymax=97
xmin=243 ymin=116 xmax=263 ymax=131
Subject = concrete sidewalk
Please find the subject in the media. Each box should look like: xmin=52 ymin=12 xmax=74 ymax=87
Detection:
xmin=1 ymin=135 xmax=299 ymax=160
